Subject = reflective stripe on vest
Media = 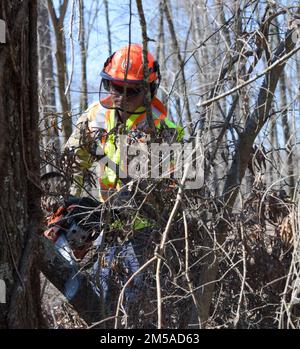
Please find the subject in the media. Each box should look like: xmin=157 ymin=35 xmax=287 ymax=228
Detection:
xmin=99 ymin=97 xmax=170 ymax=189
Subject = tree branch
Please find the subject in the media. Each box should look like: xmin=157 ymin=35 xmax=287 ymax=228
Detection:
xmin=136 ymin=0 xmax=156 ymax=134
xmin=197 ymin=42 xmax=300 ymax=109
xmin=58 ymin=0 xmax=69 ymax=28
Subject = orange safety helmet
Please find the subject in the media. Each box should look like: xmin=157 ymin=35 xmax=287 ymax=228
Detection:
xmin=100 ymin=43 xmax=160 ymax=86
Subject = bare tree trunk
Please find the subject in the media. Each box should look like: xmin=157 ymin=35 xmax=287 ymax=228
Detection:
xmin=274 ymin=17 xmax=295 ymax=196
xmin=215 ymin=0 xmax=231 ymax=48
xmin=79 ymin=0 xmax=88 ymax=111
xmin=163 ymin=0 xmax=192 ymax=134
xmin=136 ymin=0 xmax=156 ymax=134
xmin=278 ymin=72 xmax=295 ymax=196
xmin=269 ymin=117 xmax=279 ymax=185
xmin=104 ymin=0 xmax=112 ymax=56
xmin=295 ymin=50 xmax=300 ymax=179
xmin=47 ymin=0 xmax=72 ymax=141
xmin=0 ymin=0 xmax=43 ymax=329
xmin=155 ymin=1 xmax=175 ymax=124
xmin=38 ymin=0 xmax=60 ymax=170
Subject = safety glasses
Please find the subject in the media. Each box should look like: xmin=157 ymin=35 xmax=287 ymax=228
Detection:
xmin=102 ymin=79 xmax=143 ymax=97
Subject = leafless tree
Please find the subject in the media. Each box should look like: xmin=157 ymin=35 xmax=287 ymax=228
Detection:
xmin=38 ymin=0 xmax=60 ymax=172
xmin=79 ymin=0 xmax=88 ymax=112
xmin=0 ymin=0 xmax=43 ymax=328
xmin=47 ymin=0 xmax=72 ymax=141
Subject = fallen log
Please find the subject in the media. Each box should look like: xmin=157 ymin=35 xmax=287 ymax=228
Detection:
xmin=39 ymin=237 xmax=104 ymax=326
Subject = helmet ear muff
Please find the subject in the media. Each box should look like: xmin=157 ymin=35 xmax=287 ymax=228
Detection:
xmin=150 ymin=82 xmax=158 ymax=98
xmin=153 ymin=61 xmax=160 ymax=74
xmin=150 ymin=60 xmax=161 ymax=98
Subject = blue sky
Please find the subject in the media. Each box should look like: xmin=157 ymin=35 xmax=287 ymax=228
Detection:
xmin=53 ymin=0 xmax=161 ymax=113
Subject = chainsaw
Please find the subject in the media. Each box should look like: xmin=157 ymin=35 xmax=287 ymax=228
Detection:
xmin=44 ymin=195 xmax=104 ymax=259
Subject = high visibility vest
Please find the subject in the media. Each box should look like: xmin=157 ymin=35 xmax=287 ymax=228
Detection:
xmin=86 ymin=96 xmax=182 ymax=199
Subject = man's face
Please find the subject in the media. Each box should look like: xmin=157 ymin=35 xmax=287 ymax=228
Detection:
xmin=109 ymin=82 xmax=145 ymax=117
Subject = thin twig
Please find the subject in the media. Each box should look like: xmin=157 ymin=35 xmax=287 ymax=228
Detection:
xmin=197 ymin=43 xmax=300 ymax=108
xmin=183 ymin=209 xmax=202 ymax=329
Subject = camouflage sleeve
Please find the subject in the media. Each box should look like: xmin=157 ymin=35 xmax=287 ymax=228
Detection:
xmin=65 ymin=113 xmax=95 ymax=197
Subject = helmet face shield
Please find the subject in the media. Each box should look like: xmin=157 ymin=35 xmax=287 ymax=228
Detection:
xmin=99 ymin=78 xmax=146 ymax=114
xmin=103 ymin=79 xmax=143 ymax=97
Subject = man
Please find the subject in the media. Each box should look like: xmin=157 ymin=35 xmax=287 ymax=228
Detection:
xmin=66 ymin=43 xmax=183 ymax=202
xmin=45 ymin=44 xmax=183 ymax=317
